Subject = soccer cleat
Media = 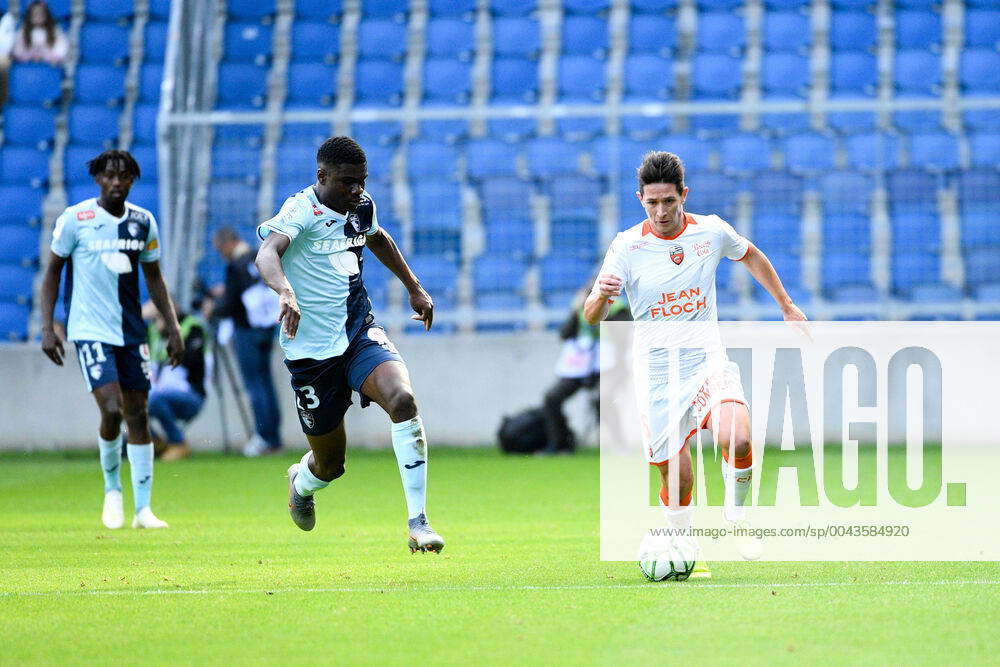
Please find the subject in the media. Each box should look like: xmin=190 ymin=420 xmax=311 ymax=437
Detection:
xmin=287 ymin=464 xmax=316 ymax=531
xmin=732 ymin=519 xmax=764 ymax=561
xmin=689 ymin=560 xmax=712 ymax=579
xmin=243 ymin=434 xmax=270 ymax=458
xmin=407 ymin=513 xmax=444 ymax=553
xmin=102 ymin=489 xmax=124 ymax=529
xmin=131 ymin=506 xmax=168 ymax=529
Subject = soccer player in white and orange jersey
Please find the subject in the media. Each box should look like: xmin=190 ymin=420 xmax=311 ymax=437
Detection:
xmin=584 ymin=151 xmax=807 ymax=572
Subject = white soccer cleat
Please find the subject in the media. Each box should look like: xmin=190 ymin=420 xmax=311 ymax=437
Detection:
xmin=132 ymin=507 xmax=169 ymax=529
xmin=408 ymin=513 xmax=445 ymax=553
xmin=102 ymin=489 xmax=124 ymax=529
xmin=732 ymin=520 xmax=764 ymax=561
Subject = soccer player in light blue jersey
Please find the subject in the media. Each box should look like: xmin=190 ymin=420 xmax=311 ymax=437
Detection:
xmin=39 ymin=150 xmax=184 ymax=530
xmin=256 ymin=136 xmax=444 ymax=553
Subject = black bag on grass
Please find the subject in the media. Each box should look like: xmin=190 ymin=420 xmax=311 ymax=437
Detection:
xmin=497 ymin=408 xmax=548 ymax=454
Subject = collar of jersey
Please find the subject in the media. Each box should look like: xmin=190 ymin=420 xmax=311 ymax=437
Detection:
xmin=308 ymin=187 xmax=347 ymax=220
xmin=93 ymin=199 xmax=130 ymax=223
xmin=642 ymin=213 xmax=696 ymax=240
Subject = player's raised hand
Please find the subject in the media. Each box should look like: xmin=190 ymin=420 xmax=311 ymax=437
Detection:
xmin=41 ymin=327 xmax=65 ymax=366
xmin=166 ymin=330 xmax=185 ymax=367
xmin=278 ymin=288 xmax=301 ymax=339
xmin=594 ymin=273 xmax=623 ymax=298
xmin=782 ymin=303 xmax=813 ymax=341
xmin=409 ymin=287 xmax=434 ymax=331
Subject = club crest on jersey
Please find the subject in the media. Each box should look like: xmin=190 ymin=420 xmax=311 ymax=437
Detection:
xmin=312 ymin=203 xmax=323 ymax=217
xmin=669 ymin=244 xmax=684 ymax=265
xmin=299 ymin=410 xmax=315 ymax=429
xmin=127 ymin=222 xmax=140 ymax=238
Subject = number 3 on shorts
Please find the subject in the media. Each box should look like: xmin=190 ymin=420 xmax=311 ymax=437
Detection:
xmin=296 ymin=385 xmax=320 ymax=410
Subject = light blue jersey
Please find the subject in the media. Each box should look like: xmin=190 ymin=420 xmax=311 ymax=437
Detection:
xmin=51 ymin=198 xmax=161 ymax=346
xmin=257 ymin=186 xmax=381 ymax=361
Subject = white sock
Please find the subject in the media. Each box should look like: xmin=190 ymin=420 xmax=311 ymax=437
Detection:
xmin=723 ymin=462 xmax=753 ymax=522
xmin=391 ymin=416 xmax=428 ymax=520
xmin=293 ymin=451 xmax=329 ymax=497
xmin=98 ymin=434 xmax=122 ymax=492
xmin=659 ymin=496 xmax=694 ymax=538
xmin=126 ymin=443 xmax=154 ymax=512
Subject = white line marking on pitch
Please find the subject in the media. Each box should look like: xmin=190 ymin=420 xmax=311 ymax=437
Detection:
xmin=2 ymin=579 xmax=998 ymax=598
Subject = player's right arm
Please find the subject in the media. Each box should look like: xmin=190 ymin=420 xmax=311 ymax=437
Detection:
xmin=40 ymin=251 xmax=67 ymax=365
xmin=583 ymin=235 xmax=628 ymax=326
xmin=254 ymin=232 xmax=300 ymax=339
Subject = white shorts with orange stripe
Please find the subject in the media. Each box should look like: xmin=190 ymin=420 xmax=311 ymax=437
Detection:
xmin=642 ymin=360 xmax=747 ymax=466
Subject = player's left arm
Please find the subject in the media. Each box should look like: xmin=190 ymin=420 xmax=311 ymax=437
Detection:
xmin=141 ymin=261 xmax=185 ymax=366
xmin=739 ymin=243 xmax=808 ymax=322
xmin=367 ymin=227 xmax=433 ymax=331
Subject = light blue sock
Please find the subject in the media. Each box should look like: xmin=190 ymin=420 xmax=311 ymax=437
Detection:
xmin=293 ymin=451 xmax=329 ymax=497
xmin=126 ymin=443 xmax=154 ymax=512
xmin=391 ymin=416 xmax=428 ymax=520
xmin=98 ymin=434 xmax=122 ymax=493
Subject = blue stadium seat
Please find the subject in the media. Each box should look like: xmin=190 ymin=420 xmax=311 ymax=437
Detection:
xmin=822 ymin=251 xmax=871 ymax=291
xmin=139 ymin=63 xmax=163 ymax=103
xmin=783 ymin=134 xmax=835 ymax=174
xmin=762 ymin=11 xmax=810 ymax=53
xmin=480 ymin=177 xmax=533 ymax=220
xmin=79 ymin=23 xmax=129 ymax=64
xmin=488 ymin=119 xmax=536 ymax=142
xmin=969 ymin=133 xmax=1000 ymax=168
xmin=961 ymin=216 xmax=1000 ymax=248
xmin=85 ymin=0 xmax=133 ymax=20
xmin=908 ymin=132 xmax=959 ymax=171
xmin=558 ymin=56 xmax=606 ymax=102
xmin=285 ymin=63 xmax=336 ymax=107
xmin=526 ymin=138 xmax=582 ymax=177
xmin=354 ymin=59 xmax=404 ymax=106
xmin=68 ymin=105 xmax=119 ymax=146
xmin=829 ymin=284 xmax=881 ymax=304
xmin=893 ymin=108 xmax=943 ymax=133
xmin=890 ymin=252 xmax=941 ymax=295
xmin=0 ymin=225 xmax=39 ymax=265
xmin=695 ymin=0 xmax=743 ymax=9
xmin=144 ymin=21 xmax=168 ymax=62
xmin=563 ymin=0 xmax=610 ymax=13
xmin=718 ymin=135 xmax=771 ymax=173
xmin=291 ymin=21 xmax=340 ymax=63
xmin=556 ymin=117 xmax=604 ymax=142
xmin=75 ymin=65 xmax=126 ymax=105
xmin=474 ymin=257 xmax=528 ymax=293
xmin=628 ymin=14 xmax=676 ymax=56
xmin=960 ymin=49 xmax=1000 ymax=93
xmin=357 ymin=20 xmax=407 ymax=60
xmin=224 ymin=22 xmax=273 ymax=62
xmin=465 ymin=139 xmax=520 ymax=178
xmin=887 ymin=169 xmax=939 ymax=215
xmin=895 ymin=50 xmax=940 ymax=95
xmin=227 ymin=0 xmax=275 ymax=21
xmin=1 ymin=147 xmax=49 ymax=186
xmin=631 ymin=0 xmax=678 ymax=10
xmin=540 ymin=256 xmax=594 ymax=299
xmin=622 ymin=55 xmax=673 ymax=102
xmin=0 ymin=301 xmax=30 ymax=340
xmin=549 ymin=217 xmax=599 ymax=255
xmin=8 ymin=64 xmax=62 ymax=106
xmin=66 ymin=183 xmax=97 ymax=206
xmin=350 ymin=121 xmax=400 ymax=147
xmin=822 ymin=214 xmax=871 ymax=251
xmin=891 ymin=213 xmax=940 ymax=252
xmin=965 ymin=249 xmax=1000 ymax=289
xmin=844 ymin=132 xmax=899 ymax=171
xmin=132 ymin=103 xmax=158 ymax=146
xmin=752 ymin=172 xmax=803 ymax=215
xmin=965 ymin=10 xmax=1000 ymax=48
xmin=976 ymin=283 xmax=1000 ymax=302
xmin=215 ymin=123 xmax=265 ymax=145
xmin=1 ymin=105 xmax=56 ymax=147
xmin=697 ymin=13 xmax=745 ymax=54
xmin=820 ymin=171 xmax=872 ymax=216
xmin=484 ymin=219 xmax=534 ymax=258
xmin=128 ymin=183 xmax=159 ymax=216
xmin=428 ymin=0 xmax=476 ymax=16
xmin=829 ymin=51 xmax=877 ymax=96
xmin=751 ymin=214 xmax=801 ymax=254
xmin=216 ymin=63 xmax=267 ymax=108
xmin=657 ymin=135 xmax=712 ymax=171
xmin=758 ymin=251 xmax=802 ymax=291
xmin=761 ymin=53 xmax=810 ymax=98
xmin=411 ymin=180 xmax=463 ymax=230
xmin=489 ymin=0 xmax=538 ymax=16
xmin=493 ymin=17 xmax=540 ymax=59
xmin=423 ymin=59 xmax=472 ymax=105
xmin=619 ymin=115 xmax=671 ymax=140
xmin=149 ymin=0 xmax=171 ymax=19
xmin=208 ymin=181 xmax=258 ymax=228
xmin=547 ymin=174 xmax=602 ymax=222
xmin=407 ymin=141 xmax=459 ymax=179
xmin=762 ymin=0 xmax=810 ymax=7
xmin=418 ymin=119 xmax=467 ymax=143
xmin=426 ymin=18 xmax=475 ymax=59
xmin=0 ymin=265 xmax=35 ymax=302
xmin=896 ymin=11 xmax=940 ymax=49
xmin=829 ymin=11 xmax=877 ymax=51
xmin=295 ymin=0 xmax=343 ymax=21
xmin=691 ymin=53 xmax=742 ymax=99
xmin=562 ymin=16 xmax=609 ymax=58
xmin=491 ymin=58 xmax=538 ymax=103
xmin=957 ymin=169 xmax=1000 ymax=208
xmin=684 ymin=172 xmax=739 ymax=218
xmin=910 ymin=283 xmax=961 ymax=303
xmin=0 ymin=186 xmax=43 ymax=225
xmin=405 ymin=259 xmax=459 ymax=306
xmin=689 ymin=114 xmax=740 ymax=135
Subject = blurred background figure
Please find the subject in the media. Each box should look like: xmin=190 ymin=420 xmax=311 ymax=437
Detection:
xmin=145 ymin=299 xmax=209 ymax=461
xmin=0 ymin=9 xmax=15 ymax=109
xmin=212 ymin=227 xmax=281 ymax=457
xmin=12 ymin=1 xmax=66 ymax=65
xmin=540 ymin=285 xmax=630 ymax=455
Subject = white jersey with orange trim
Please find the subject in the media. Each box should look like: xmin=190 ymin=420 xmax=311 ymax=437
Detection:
xmin=596 ymin=211 xmax=751 ymax=464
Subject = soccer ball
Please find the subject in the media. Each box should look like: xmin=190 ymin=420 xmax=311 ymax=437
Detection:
xmin=638 ymin=534 xmax=697 ymax=582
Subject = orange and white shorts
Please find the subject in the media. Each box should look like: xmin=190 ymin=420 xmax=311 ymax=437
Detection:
xmin=641 ymin=361 xmax=748 ymax=466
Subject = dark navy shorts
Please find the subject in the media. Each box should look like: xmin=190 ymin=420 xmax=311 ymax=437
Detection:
xmin=285 ymin=323 xmax=403 ymax=436
xmin=74 ymin=340 xmax=151 ymax=393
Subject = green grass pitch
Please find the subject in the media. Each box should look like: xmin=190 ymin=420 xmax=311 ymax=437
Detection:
xmin=2 ymin=448 xmax=998 ymax=664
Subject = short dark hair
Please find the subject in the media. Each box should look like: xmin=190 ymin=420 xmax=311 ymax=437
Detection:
xmin=316 ymin=136 xmax=366 ymax=168
xmin=637 ymin=151 xmax=684 ymax=194
xmin=213 ymin=226 xmax=240 ymax=245
xmin=88 ymin=150 xmax=141 ymax=179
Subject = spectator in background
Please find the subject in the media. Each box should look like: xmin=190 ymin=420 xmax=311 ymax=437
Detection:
xmin=540 ymin=285 xmax=630 ymax=455
xmin=146 ymin=299 xmax=209 ymax=461
xmin=13 ymin=1 xmax=67 ymax=66
xmin=0 ymin=10 xmax=16 ymax=108
xmin=212 ymin=227 xmax=282 ymax=456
